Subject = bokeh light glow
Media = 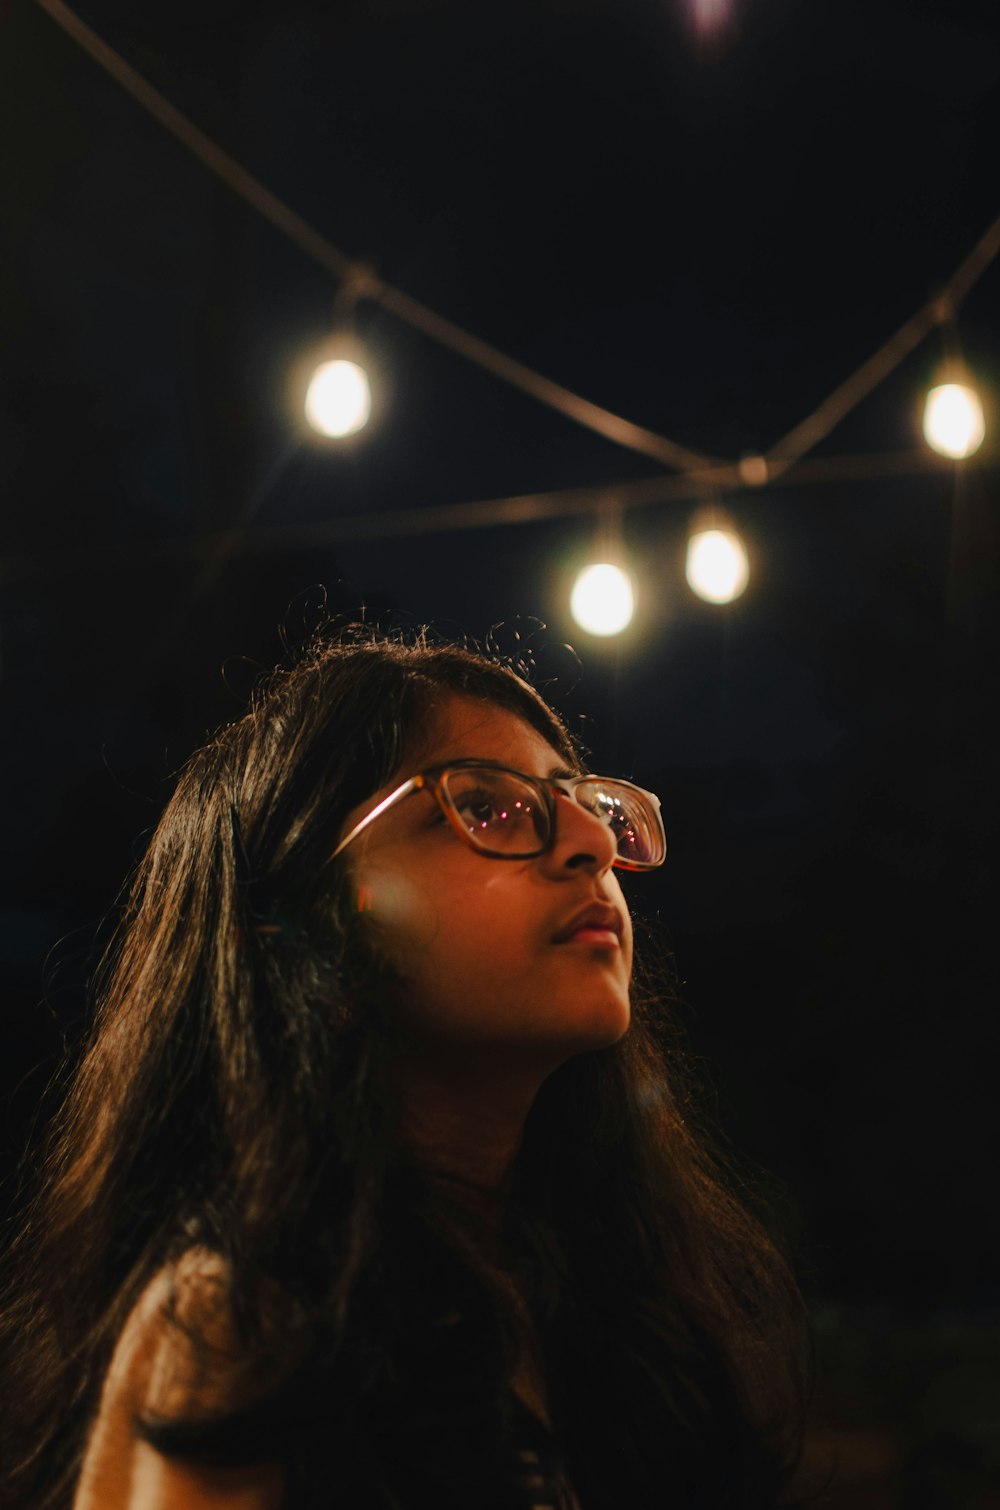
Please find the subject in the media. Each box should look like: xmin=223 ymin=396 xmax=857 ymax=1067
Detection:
xmin=685 ymin=529 xmax=749 ymax=603
xmin=922 ymin=382 xmax=985 ymax=459
xmin=305 ymin=359 xmax=372 ymax=437
xmin=691 ymin=0 xmax=732 ymax=34
xmin=570 ymin=563 xmax=635 ymax=636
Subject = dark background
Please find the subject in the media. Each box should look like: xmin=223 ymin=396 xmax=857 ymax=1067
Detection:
xmin=2 ymin=1 xmax=999 ymax=1502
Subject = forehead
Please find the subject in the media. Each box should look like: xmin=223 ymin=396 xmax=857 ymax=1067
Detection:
xmin=409 ymin=694 xmax=573 ymax=775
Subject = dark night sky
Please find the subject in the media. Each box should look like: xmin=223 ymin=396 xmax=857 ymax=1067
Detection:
xmin=1 ymin=0 xmax=999 ymax=1313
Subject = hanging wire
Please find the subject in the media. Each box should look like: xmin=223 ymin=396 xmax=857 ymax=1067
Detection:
xmin=23 ymin=0 xmax=1000 ymax=501
xmin=30 ymin=0 xmax=722 ymax=474
xmin=762 ymin=218 xmax=1000 ymax=479
xmin=1 ymin=443 xmax=996 ymax=588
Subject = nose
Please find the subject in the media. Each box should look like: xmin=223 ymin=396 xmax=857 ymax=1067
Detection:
xmin=537 ymin=790 xmax=617 ymax=877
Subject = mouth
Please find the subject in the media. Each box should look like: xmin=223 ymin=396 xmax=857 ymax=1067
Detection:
xmin=551 ymin=903 xmax=624 ymax=948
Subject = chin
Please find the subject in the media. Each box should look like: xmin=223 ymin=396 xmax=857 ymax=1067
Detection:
xmin=566 ymin=994 xmax=631 ymax=1050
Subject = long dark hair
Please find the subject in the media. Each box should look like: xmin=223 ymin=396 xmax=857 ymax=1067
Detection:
xmin=0 ymin=627 xmax=811 ymax=1509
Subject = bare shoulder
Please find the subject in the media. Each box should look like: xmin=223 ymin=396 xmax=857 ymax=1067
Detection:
xmin=73 ymin=1249 xmax=289 ymax=1509
xmin=113 ymin=1245 xmax=278 ymax=1416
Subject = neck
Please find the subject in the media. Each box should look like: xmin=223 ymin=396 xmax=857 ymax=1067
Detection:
xmin=393 ymin=1048 xmax=545 ymax=1219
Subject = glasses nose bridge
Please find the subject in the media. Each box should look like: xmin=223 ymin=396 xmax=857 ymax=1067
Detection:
xmin=545 ymin=775 xmax=618 ymax=866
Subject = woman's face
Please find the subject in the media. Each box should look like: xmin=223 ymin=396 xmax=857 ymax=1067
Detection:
xmin=340 ymin=695 xmax=634 ymax=1073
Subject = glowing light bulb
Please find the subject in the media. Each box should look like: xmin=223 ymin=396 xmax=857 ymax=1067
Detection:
xmin=922 ymin=382 xmax=985 ymax=459
xmin=686 ymin=529 xmax=749 ymax=604
xmin=570 ymin=563 xmax=635 ymax=636
xmin=304 ymin=359 xmax=371 ymax=437
xmin=691 ymin=0 xmax=732 ymax=34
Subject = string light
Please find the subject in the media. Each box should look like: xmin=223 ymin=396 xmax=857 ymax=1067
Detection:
xmin=685 ymin=524 xmax=749 ymax=604
xmin=32 ymin=0 xmax=1000 ymax=486
xmin=922 ymin=381 xmax=985 ymax=459
xmin=22 ymin=0 xmax=1000 ymax=622
xmin=570 ymin=563 xmax=635 ymax=636
xmin=304 ymin=358 xmax=372 ymax=438
xmin=690 ymin=0 xmax=733 ymax=36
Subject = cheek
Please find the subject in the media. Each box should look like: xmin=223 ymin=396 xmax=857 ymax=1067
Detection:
xmin=355 ymin=860 xmax=542 ymax=1002
xmin=356 ymin=867 xmax=443 ymax=951
xmin=357 ymin=854 xmax=527 ymax=939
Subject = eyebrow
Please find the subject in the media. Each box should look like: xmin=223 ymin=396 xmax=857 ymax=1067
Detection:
xmin=429 ymin=758 xmax=582 ymax=782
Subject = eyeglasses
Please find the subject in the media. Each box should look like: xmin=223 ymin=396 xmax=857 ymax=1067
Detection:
xmin=332 ymin=760 xmax=666 ymax=870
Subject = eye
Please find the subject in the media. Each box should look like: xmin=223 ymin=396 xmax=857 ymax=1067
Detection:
xmin=606 ymin=805 xmax=632 ymax=837
xmin=581 ymin=789 xmax=634 ymax=836
xmin=454 ymin=788 xmax=506 ymax=830
xmin=442 ymin=769 xmax=542 ymax=850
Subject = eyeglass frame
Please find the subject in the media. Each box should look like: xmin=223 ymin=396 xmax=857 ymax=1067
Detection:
xmin=331 ymin=758 xmax=666 ymax=870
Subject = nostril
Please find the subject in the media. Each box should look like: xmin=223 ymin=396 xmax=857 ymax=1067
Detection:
xmin=565 ymin=850 xmax=601 ymax=869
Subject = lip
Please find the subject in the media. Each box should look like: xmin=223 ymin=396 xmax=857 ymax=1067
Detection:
xmin=551 ymin=902 xmax=624 ymax=946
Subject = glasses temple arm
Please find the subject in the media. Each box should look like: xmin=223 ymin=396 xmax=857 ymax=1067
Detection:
xmin=331 ymin=777 xmax=419 ymax=858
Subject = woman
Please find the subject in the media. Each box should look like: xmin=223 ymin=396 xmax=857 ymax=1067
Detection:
xmin=0 ymin=628 xmax=810 ymax=1509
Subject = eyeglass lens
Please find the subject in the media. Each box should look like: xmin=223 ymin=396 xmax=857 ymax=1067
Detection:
xmin=443 ymin=767 xmax=544 ymax=853
xmin=574 ymin=777 xmax=661 ymax=867
xmin=442 ymin=767 xmax=661 ymax=864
